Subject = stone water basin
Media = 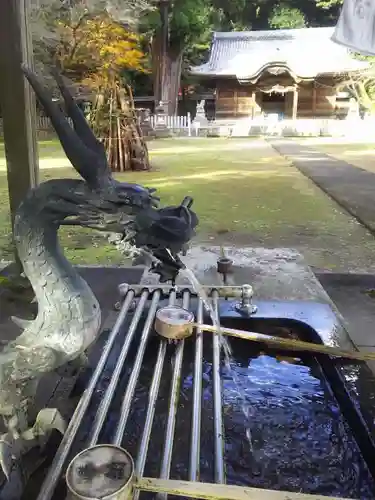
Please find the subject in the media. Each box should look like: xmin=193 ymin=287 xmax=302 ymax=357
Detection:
xmin=34 ymin=294 xmax=375 ymax=500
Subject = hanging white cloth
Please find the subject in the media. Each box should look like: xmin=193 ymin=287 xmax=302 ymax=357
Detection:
xmin=332 ymin=0 xmax=375 ymax=55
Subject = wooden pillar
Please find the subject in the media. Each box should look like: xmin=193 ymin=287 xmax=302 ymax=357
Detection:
xmin=292 ymin=87 xmax=299 ymax=120
xmin=214 ymin=86 xmax=219 ymax=119
xmin=284 ymin=92 xmax=289 ymax=116
xmin=251 ymin=91 xmax=256 ymax=119
xmin=0 ymin=0 xmax=39 ymax=259
xmin=312 ymin=83 xmax=317 ymax=117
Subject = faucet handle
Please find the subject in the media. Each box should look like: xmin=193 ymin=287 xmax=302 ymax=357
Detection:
xmin=235 ymin=284 xmax=257 ymax=315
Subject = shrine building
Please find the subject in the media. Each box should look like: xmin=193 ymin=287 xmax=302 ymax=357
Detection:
xmin=189 ymin=27 xmax=368 ymax=119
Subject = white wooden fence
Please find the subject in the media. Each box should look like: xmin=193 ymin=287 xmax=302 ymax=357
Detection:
xmin=140 ymin=114 xmax=375 ymax=139
xmin=149 ymin=113 xmax=191 ymax=130
xmin=1 ymin=114 xmax=375 ymax=139
xmin=37 ymin=116 xmax=53 ymax=130
xmin=0 ymin=116 xmax=73 ymax=138
xmin=235 ymin=116 xmax=375 ymax=139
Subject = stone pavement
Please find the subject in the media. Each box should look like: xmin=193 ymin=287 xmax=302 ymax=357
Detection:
xmin=270 ymin=139 xmax=375 ymax=235
xmin=316 ymin=273 xmax=375 ymax=350
xmin=268 ymin=139 xmax=375 ymax=352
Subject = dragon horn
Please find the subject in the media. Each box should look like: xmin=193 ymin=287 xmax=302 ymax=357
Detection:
xmin=22 ymin=65 xmax=107 ymax=189
xmin=51 ymin=69 xmax=104 ymax=156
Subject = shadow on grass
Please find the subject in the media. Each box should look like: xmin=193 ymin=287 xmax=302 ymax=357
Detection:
xmin=1 ymin=142 xmax=375 ymax=267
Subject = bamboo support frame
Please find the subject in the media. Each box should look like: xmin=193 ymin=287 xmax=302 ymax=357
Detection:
xmin=195 ymin=323 xmax=375 ymax=362
xmin=137 ymin=477 xmax=352 ymax=500
xmin=88 ymin=83 xmax=150 ymax=172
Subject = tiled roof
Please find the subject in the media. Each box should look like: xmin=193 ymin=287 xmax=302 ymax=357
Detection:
xmin=190 ymin=27 xmax=368 ymax=80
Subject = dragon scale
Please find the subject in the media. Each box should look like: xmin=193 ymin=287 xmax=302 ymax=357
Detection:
xmin=0 ymin=180 xmax=101 ymax=418
xmin=13 ymin=180 xmax=101 ymax=358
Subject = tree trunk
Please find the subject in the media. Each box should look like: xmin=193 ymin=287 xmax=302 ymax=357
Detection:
xmin=151 ymin=34 xmax=162 ymax=104
xmin=161 ymin=48 xmax=183 ymax=116
xmin=151 ymin=0 xmax=183 ymax=116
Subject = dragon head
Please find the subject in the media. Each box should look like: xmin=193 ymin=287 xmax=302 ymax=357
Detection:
xmin=22 ymin=67 xmax=198 ymax=282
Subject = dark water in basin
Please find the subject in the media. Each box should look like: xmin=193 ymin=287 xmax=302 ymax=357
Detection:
xmin=47 ymin=316 xmax=375 ymax=500
xmin=66 ymin=318 xmax=375 ymax=500
xmin=220 ymin=352 xmax=373 ymax=497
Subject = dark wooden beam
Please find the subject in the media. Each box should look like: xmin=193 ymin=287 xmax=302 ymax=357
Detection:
xmin=0 ymin=0 xmax=39 ymax=263
xmin=251 ymin=91 xmax=256 ymax=119
xmin=312 ymin=83 xmax=317 ymax=117
xmin=292 ymin=87 xmax=299 ymax=120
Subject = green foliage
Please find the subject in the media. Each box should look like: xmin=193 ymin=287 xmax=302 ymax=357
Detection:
xmin=209 ymin=0 xmax=250 ymax=31
xmin=169 ymin=0 xmax=212 ymax=49
xmin=140 ymin=0 xmax=212 ymax=52
xmin=354 ymin=53 xmax=375 ymax=63
xmin=33 ymin=0 xmax=349 ymax=101
xmin=316 ymin=0 xmax=343 ymax=10
xmin=269 ymin=4 xmax=306 ymax=28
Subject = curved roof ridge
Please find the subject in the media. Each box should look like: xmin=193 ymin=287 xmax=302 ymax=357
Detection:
xmin=214 ymin=27 xmax=336 ymax=40
xmin=191 ymin=26 xmax=368 ymax=79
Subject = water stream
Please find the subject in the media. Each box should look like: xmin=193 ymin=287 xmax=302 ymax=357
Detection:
xmin=180 ymin=266 xmax=254 ymax=451
xmin=23 ymin=243 xmax=375 ymax=498
xmin=110 ymin=240 xmax=301 ymax=454
xmin=45 ymin=254 xmax=375 ymax=498
xmin=116 ymin=239 xmax=256 ymax=451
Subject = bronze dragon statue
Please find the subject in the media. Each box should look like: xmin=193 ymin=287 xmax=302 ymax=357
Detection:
xmin=0 ymin=67 xmax=198 ymax=482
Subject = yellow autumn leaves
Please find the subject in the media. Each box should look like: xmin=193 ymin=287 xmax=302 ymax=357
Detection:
xmin=55 ymin=13 xmax=149 ymax=88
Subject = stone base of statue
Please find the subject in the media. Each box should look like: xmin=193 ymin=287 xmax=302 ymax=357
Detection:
xmin=153 ymin=101 xmax=172 ymax=137
xmin=193 ymin=100 xmax=209 ymax=136
xmin=137 ymin=108 xmax=154 ymax=138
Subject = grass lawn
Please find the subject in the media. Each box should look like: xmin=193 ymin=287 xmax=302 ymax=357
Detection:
xmin=1 ymin=137 xmax=375 ymax=272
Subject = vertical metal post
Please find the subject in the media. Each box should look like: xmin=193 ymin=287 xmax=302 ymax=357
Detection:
xmin=0 ymin=0 xmax=39 ymax=266
xmin=158 ymin=291 xmax=190 ymax=500
xmin=134 ymin=290 xmax=177 ymax=500
xmin=211 ymin=291 xmax=225 ymax=484
xmin=189 ymin=298 xmax=203 ymax=481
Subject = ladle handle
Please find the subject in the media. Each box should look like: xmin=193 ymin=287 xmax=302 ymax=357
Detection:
xmin=192 ymin=323 xmax=375 ymax=362
xmin=137 ymin=477 xmax=351 ymax=500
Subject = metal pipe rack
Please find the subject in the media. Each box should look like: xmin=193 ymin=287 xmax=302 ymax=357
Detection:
xmin=34 ymin=283 xmax=373 ymax=500
xmin=37 ymin=284 xmax=245 ymax=500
